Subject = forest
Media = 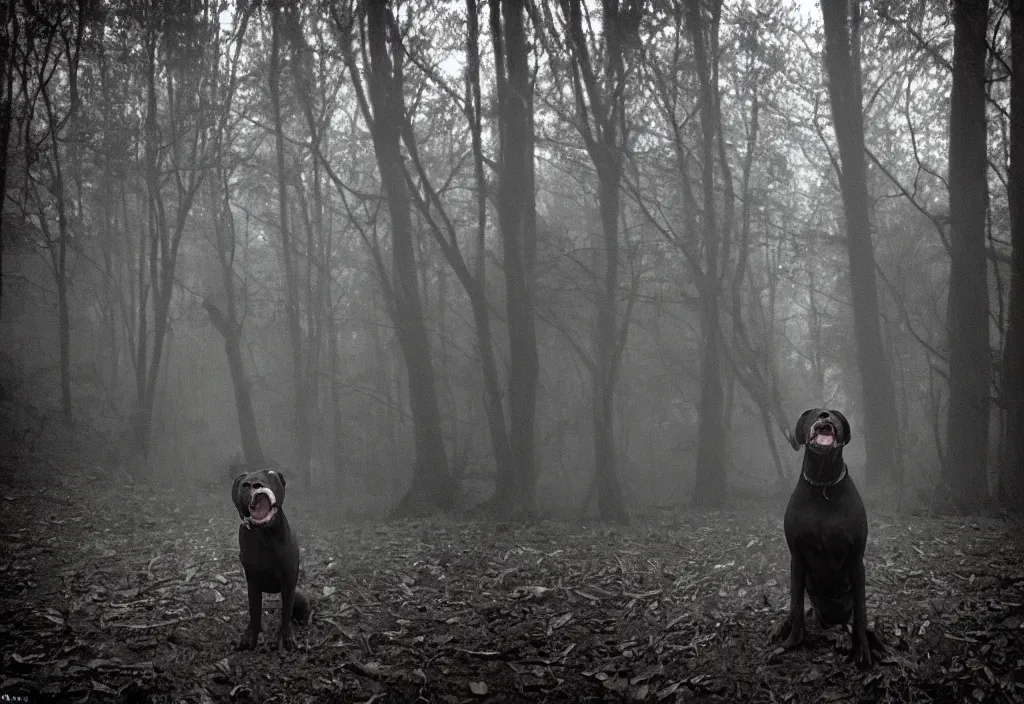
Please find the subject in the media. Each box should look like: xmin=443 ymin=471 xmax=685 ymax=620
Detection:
xmin=0 ymin=0 xmax=1022 ymax=701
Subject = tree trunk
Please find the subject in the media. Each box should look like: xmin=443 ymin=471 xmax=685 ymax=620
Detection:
xmin=98 ymin=26 xmax=119 ymax=402
xmin=490 ymin=0 xmax=540 ymax=515
xmin=553 ymin=0 xmax=637 ymax=522
xmin=57 ymin=274 xmax=71 ymax=424
xmin=687 ymin=0 xmax=727 ymax=509
xmin=329 ymin=312 xmax=346 ymax=482
xmin=820 ymin=0 xmax=902 ymax=488
xmin=943 ymin=0 xmax=991 ymax=513
xmin=364 ymin=0 xmax=451 ymax=515
xmin=269 ymin=9 xmax=312 ymax=487
xmin=1004 ymin=0 xmax=1024 ymax=509
xmin=135 ymin=45 xmax=168 ymax=455
xmin=0 ymin=0 xmax=15 ymax=322
xmin=460 ymin=0 xmax=517 ymax=504
xmin=592 ymin=164 xmax=628 ymax=522
xmin=133 ymin=24 xmax=207 ymax=458
xmin=36 ymin=53 xmax=75 ymax=428
xmin=204 ymin=301 xmax=265 ymax=467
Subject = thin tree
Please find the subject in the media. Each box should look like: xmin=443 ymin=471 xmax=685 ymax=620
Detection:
xmin=133 ymin=2 xmax=215 ymax=455
xmin=267 ymin=5 xmax=314 ymax=483
xmin=203 ymin=4 xmax=263 ymax=467
xmin=280 ymin=5 xmax=343 ymax=483
xmin=686 ymin=0 xmax=728 ymax=508
xmin=820 ymin=0 xmax=902 ymax=487
xmin=1002 ymin=0 xmax=1024 ymax=508
xmin=0 ymin=0 xmax=17 ymax=320
xmin=340 ymin=0 xmax=452 ymax=514
xmin=942 ymin=0 xmax=991 ymax=513
xmin=490 ymin=0 xmax=540 ymax=515
xmin=354 ymin=0 xmax=530 ymax=516
xmin=14 ymin=1 xmax=84 ymax=427
xmin=542 ymin=0 xmax=641 ymax=522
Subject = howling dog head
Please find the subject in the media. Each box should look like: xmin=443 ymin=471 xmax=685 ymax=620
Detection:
xmin=232 ymin=467 xmax=287 ymax=528
xmin=794 ymin=408 xmax=850 ymax=455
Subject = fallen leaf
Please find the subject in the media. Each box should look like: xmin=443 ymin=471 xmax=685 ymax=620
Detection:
xmin=548 ymin=612 xmax=573 ymax=633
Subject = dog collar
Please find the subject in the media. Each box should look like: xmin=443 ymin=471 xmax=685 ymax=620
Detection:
xmin=802 ymin=463 xmax=847 ymax=500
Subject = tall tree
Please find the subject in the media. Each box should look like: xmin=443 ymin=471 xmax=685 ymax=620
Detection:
xmin=820 ymin=0 xmax=901 ymax=487
xmin=13 ymin=1 xmax=84 ymax=426
xmin=721 ymin=13 xmax=793 ymax=481
xmin=133 ymin=2 xmax=215 ymax=455
xmin=203 ymin=4 xmax=263 ymax=467
xmin=352 ymin=0 xmax=452 ymax=514
xmin=686 ymin=0 xmax=728 ymax=508
xmin=490 ymin=0 xmax=541 ymax=516
xmin=268 ymin=5 xmax=313 ymax=484
xmin=1002 ymin=0 xmax=1024 ymax=508
xmin=0 ymin=0 xmax=16 ymax=320
xmin=280 ymin=6 xmax=344 ymax=484
xmin=547 ymin=0 xmax=640 ymax=522
xmin=358 ymin=0 xmax=533 ymax=517
xmin=943 ymin=0 xmax=991 ymax=512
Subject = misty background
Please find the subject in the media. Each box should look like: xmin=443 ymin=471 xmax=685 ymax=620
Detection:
xmin=0 ymin=0 xmax=1017 ymax=522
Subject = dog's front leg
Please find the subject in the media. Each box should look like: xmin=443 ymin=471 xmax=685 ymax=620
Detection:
xmin=850 ymin=557 xmax=871 ymax=668
xmin=278 ymin=581 xmax=296 ymax=651
xmin=781 ymin=552 xmax=807 ymax=649
xmin=237 ymin=579 xmax=263 ymax=650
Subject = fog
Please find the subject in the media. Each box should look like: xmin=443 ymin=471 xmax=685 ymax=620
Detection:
xmin=2 ymin=0 xmax=1023 ymax=700
xmin=0 ymin=0 xmax=1017 ymax=520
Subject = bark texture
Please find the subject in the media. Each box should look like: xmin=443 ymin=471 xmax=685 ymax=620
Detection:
xmin=943 ymin=0 xmax=991 ymax=513
xmin=820 ymin=0 xmax=902 ymax=487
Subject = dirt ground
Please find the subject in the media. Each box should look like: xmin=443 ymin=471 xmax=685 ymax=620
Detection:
xmin=1 ymin=436 xmax=1023 ymax=703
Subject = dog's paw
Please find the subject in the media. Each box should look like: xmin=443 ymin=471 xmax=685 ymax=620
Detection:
xmin=851 ymin=629 xmax=878 ymax=668
xmin=277 ymin=626 xmax=296 ymax=652
xmin=293 ymin=592 xmax=312 ymax=626
xmin=781 ymin=628 xmax=805 ymax=650
xmin=852 ymin=642 xmax=872 ymax=669
xmin=868 ymin=629 xmax=887 ymax=654
xmin=236 ymin=626 xmax=259 ymax=651
xmin=780 ymin=617 xmax=806 ymax=649
xmin=771 ymin=618 xmax=792 ymax=643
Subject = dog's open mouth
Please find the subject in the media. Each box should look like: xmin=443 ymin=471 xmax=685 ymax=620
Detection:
xmin=247 ymin=488 xmax=278 ymax=525
xmin=810 ymin=423 xmax=836 ymax=448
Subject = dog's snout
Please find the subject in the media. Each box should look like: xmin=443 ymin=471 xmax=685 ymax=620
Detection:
xmin=818 ymin=411 xmax=830 ymax=419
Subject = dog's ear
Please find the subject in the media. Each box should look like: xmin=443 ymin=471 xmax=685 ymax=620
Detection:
xmin=269 ymin=470 xmax=286 ymax=506
xmin=830 ymin=410 xmax=851 ymax=444
xmin=231 ymin=473 xmax=248 ymax=520
xmin=794 ymin=409 xmax=817 ymax=446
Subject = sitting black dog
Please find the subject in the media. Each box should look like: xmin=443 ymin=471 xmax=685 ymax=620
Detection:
xmin=231 ymin=466 xmax=310 ymax=650
xmin=774 ymin=408 xmax=884 ymax=668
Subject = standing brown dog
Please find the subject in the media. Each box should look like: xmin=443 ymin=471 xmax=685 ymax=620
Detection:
xmin=774 ymin=408 xmax=883 ymax=668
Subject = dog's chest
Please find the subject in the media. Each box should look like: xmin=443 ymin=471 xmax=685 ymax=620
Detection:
xmin=238 ymin=524 xmax=298 ymax=576
xmin=785 ymin=490 xmax=859 ymax=559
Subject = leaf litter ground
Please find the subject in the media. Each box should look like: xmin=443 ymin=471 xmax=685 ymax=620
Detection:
xmin=1 ymin=445 xmax=1023 ymax=703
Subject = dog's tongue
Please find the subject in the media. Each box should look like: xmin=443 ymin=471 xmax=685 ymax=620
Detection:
xmin=815 ymin=433 xmax=835 ymax=446
xmin=250 ymin=494 xmax=272 ymax=521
